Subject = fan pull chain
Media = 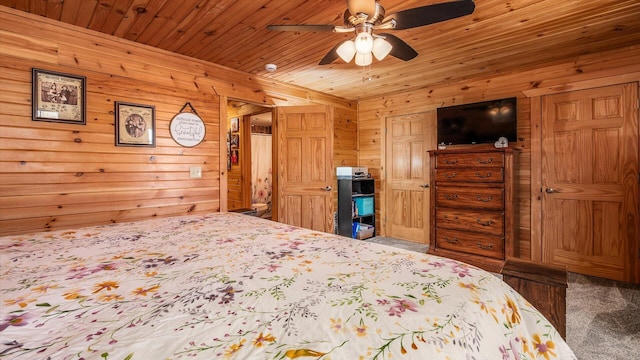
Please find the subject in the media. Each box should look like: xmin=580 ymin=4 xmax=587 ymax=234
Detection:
xmin=362 ymin=64 xmax=373 ymax=82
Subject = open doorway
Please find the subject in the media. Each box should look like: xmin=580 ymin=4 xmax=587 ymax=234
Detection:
xmin=226 ymin=100 xmax=274 ymax=219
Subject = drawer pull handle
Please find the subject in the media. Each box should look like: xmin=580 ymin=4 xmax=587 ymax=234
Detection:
xmin=445 ymin=194 xmax=459 ymax=200
xmin=476 ymin=242 xmax=494 ymax=250
xmin=476 ymin=196 xmax=493 ymax=202
xmin=444 ymin=159 xmax=458 ymax=165
xmin=475 ymin=172 xmax=492 ymax=178
xmin=445 ymin=238 xmax=458 ymax=244
xmin=445 ymin=172 xmax=457 ymax=179
xmin=477 ymin=158 xmax=494 ymax=164
xmin=476 ymin=219 xmax=493 ymax=226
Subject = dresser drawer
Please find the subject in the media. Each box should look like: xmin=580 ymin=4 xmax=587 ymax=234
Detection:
xmin=436 ymin=228 xmax=504 ymax=260
xmin=435 ymin=168 xmax=504 ymax=183
xmin=436 ymin=152 xmax=504 ymax=168
xmin=436 ymin=208 xmax=504 ymax=236
xmin=435 ymin=186 xmax=504 ymax=210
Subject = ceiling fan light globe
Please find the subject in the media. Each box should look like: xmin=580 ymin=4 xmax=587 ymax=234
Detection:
xmin=355 ymin=52 xmax=372 ymax=66
xmin=372 ymin=38 xmax=392 ymax=60
xmin=354 ymin=32 xmax=374 ymax=54
xmin=336 ymin=40 xmax=356 ymax=62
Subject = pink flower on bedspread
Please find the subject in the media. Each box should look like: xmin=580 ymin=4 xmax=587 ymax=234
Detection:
xmin=217 ymin=285 xmax=243 ymax=304
xmin=387 ymin=299 xmax=418 ymax=317
xmin=283 ymin=240 xmax=305 ymax=250
xmin=0 ymin=313 xmax=31 ymax=331
xmin=451 ymin=263 xmax=472 ymax=278
xmin=265 ymin=263 xmax=281 ymax=272
xmin=500 ymin=337 xmax=522 ymax=360
xmin=66 ymin=262 xmax=119 ymax=280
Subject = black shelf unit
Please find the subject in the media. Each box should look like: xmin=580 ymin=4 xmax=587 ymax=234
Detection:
xmin=337 ymin=177 xmax=375 ymax=239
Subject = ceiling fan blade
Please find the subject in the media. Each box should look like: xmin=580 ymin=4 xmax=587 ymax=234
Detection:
xmin=386 ymin=0 xmax=475 ymax=30
xmin=267 ymin=24 xmax=336 ymax=32
xmin=319 ymin=41 xmax=349 ymax=65
xmin=379 ymin=33 xmax=418 ymax=61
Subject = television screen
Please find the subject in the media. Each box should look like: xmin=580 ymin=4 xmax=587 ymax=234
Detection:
xmin=437 ymin=97 xmax=517 ymax=145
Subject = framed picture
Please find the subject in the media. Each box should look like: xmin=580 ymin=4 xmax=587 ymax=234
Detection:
xmin=230 ymin=117 xmax=239 ymax=133
xmin=230 ymin=133 xmax=239 ymax=148
xmin=115 ymin=102 xmax=155 ymax=147
xmin=231 ymin=149 xmax=239 ymax=165
xmin=32 ymin=68 xmax=86 ymax=124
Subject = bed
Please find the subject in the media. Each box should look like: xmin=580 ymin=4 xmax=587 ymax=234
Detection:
xmin=0 ymin=212 xmax=576 ymax=359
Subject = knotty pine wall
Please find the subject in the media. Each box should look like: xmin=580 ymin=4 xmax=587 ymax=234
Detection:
xmin=0 ymin=7 xmax=354 ymax=236
xmin=358 ymin=45 xmax=640 ymax=258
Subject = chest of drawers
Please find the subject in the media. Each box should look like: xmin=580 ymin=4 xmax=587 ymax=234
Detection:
xmin=428 ymin=148 xmax=516 ymax=273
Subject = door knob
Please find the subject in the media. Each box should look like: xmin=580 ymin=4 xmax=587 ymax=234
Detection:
xmin=545 ymin=188 xmax=557 ymax=193
xmin=420 ymin=184 xmax=429 ymax=188
xmin=322 ymin=186 xmax=332 ymax=191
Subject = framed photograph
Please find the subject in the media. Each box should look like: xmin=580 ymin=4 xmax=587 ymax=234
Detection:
xmin=231 ymin=149 xmax=239 ymax=165
xmin=32 ymin=68 xmax=86 ymax=124
xmin=230 ymin=117 xmax=239 ymax=133
xmin=230 ymin=133 xmax=239 ymax=148
xmin=115 ymin=102 xmax=155 ymax=147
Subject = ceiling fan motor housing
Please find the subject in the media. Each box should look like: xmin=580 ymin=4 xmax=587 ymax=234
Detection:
xmin=344 ymin=2 xmax=385 ymax=27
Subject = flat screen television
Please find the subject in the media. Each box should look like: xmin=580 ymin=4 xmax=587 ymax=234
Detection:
xmin=437 ymin=97 xmax=517 ymax=145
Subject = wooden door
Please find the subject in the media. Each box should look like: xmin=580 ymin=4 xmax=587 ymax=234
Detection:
xmin=541 ymin=83 xmax=639 ymax=283
xmin=384 ymin=112 xmax=436 ymax=243
xmin=277 ymin=105 xmax=334 ymax=233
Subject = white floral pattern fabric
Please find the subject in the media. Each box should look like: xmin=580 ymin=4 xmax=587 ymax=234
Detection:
xmin=0 ymin=213 xmax=576 ymax=359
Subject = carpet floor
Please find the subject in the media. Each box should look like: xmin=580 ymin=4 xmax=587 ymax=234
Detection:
xmin=365 ymin=236 xmax=640 ymax=360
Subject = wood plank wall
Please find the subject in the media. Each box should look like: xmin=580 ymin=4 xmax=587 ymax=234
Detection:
xmin=0 ymin=7 xmax=354 ymax=236
xmin=358 ymin=45 xmax=640 ymax=258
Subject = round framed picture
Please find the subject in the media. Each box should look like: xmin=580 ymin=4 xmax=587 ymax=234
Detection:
xmin=169 ymin=112 xmax=206 ymax=147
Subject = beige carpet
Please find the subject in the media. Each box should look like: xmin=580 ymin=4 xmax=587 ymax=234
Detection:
xmin=365 ymin=236 xmax=640 ymax=360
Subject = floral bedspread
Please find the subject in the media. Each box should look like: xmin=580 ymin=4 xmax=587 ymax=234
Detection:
xmin=0 ymin=213 xmax=575 ymax=359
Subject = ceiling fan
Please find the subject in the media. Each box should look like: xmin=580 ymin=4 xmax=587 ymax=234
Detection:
xmin=267 ymin=0 xmax=475 ymax=66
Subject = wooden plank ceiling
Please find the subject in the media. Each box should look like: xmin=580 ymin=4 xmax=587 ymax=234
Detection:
xmin=1 ymin=0 xmax=639 ymax=101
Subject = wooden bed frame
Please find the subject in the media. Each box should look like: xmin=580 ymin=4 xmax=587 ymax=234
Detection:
xmin=501 ymin=258 xmax=568 ymax=338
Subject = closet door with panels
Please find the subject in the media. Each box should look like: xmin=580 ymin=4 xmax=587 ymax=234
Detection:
xmin=541 ymin=83 xmax=639 ymax=284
